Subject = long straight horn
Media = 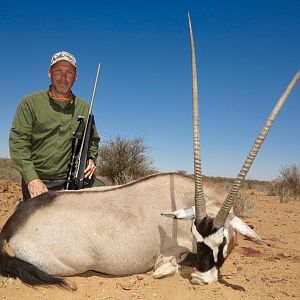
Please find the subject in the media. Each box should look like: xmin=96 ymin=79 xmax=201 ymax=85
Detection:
xmin=188 ymin=13 xmax=206 ymax=220
xmin=214 ymin=70 xmax=300 ymax=227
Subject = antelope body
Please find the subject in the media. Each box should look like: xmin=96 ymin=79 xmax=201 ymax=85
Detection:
xmin=0 ymin=173 xmax=261 ymax=288
xmin=3 ymin=174 xmax=196 ymax=278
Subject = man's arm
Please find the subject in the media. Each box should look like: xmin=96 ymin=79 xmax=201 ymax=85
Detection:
xmin=9 ymin=98 xmax=48 ymax=197
xmin=84 ymin=122 xmax=100 ymax=179
xmin=27 ymin=179 xmax=48 ymax=197
xmin=88 ymin=122 xmax=100 ymax=161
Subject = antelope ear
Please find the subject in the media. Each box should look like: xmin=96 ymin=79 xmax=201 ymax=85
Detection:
xmin=226 ymin=214 xmax=267 ymax=245
xmin=161 ymin=206 xmax=195 ymax=219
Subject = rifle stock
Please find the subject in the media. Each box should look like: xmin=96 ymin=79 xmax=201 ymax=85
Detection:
xmin=74 ymin=114 xmax=95 ymax=189
xmin=65 ymin=64 xmax=101 ymax=190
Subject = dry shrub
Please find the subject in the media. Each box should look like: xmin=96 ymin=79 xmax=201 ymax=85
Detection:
xmin=177 ymin=170 xmax=187 ymax=175
xmin=206 ymin=176 xmax=270 ymax=193
xmin=96 ymin=136 xmax=156 ymax=185
xmin=223 ymin=181 xmax=255 ymax=217
xmin=233 ymin=192 xmax=255 ymax=217
xmin=0 ymin=158 xmax=20 ymax=183
xmin=270 ymin=164 xmax=300 ymax=202
xmin=243 ymin=179 xmax=271 ymax=192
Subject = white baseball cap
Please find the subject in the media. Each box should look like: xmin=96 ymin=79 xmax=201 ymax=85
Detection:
xmin=50 ymin=51 xmax=77 ymax=68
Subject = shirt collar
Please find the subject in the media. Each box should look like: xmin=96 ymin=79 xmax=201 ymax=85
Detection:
xmin=47 ymin=85 xmax=75 ymax=104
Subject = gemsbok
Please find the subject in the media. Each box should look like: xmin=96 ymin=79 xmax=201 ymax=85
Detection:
xmin=0 ymin=15 xmax=299 ymax=289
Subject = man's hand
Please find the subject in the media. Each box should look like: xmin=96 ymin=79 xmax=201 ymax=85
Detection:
xmin=28 ymin=179 xmax=48 ymax=198
xmin=84 ymin=159 xmax=96 ymax=179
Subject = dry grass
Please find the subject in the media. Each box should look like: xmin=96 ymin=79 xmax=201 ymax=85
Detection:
xmin=203 ymin=175 xmax=271 ymax=193
xmin=201 ymin=176 xmax=269 ymax=217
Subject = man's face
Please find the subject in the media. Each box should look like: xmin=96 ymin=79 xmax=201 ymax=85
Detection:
xmin=48 ymin=61 xmax=76 ymax=95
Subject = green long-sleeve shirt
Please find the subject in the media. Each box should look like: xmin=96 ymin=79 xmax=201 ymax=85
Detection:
xmin=9 ymin=90 xmax=100 ymax=184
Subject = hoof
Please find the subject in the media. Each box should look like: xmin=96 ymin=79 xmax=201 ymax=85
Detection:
xmin=153 ymin=261 xmax=178 ymax=279
xmin=191 ymin=271 xmax=205 ymax=285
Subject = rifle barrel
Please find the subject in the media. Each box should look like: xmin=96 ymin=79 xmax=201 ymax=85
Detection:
xmin=74 ymin=63 xmax=101 ymax=180
xmin=88 ymin=63 xmax=101 ymax=115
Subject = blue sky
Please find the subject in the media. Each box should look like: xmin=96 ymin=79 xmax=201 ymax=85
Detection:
xmin=1 ymin=0 xmax=299 ymax=180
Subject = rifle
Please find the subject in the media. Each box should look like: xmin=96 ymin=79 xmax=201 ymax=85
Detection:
xmin=64 ymin=63 xmax=101 ymax=190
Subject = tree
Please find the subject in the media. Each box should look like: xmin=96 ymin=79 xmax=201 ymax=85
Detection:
xmin=96 ymin=136 xmax=156 ymax=185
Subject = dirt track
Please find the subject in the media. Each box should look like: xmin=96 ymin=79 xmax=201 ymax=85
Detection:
xmin=0 ymin=180 xmax=299 ymax=299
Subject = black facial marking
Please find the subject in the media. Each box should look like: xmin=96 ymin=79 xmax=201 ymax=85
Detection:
xmin=194 ymin=216 xmax=218 ymax=238
xmin=195 ymin=242 xmax=215 ymax=272
xmin=179 ymin=252 xmax=197 ymax=267
xmin=216 ymin=237 xmax=227 ymax=269
xmin=193 ymin=216 xmax=228 ymax=272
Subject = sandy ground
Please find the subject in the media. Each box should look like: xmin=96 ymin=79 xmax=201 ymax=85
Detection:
xmin=0 ymin=179 xmax=299 ymax=300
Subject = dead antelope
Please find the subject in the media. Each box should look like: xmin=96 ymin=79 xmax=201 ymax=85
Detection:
xmin=0 ymin=15 xmax=299 ymax=289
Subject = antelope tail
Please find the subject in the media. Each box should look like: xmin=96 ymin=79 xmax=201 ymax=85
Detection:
xmin=0 ymin=239 xmax=72 ymax=290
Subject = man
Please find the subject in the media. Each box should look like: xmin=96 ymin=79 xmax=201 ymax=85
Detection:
xmin=9 ymin=51 xmax=101 ymax=200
